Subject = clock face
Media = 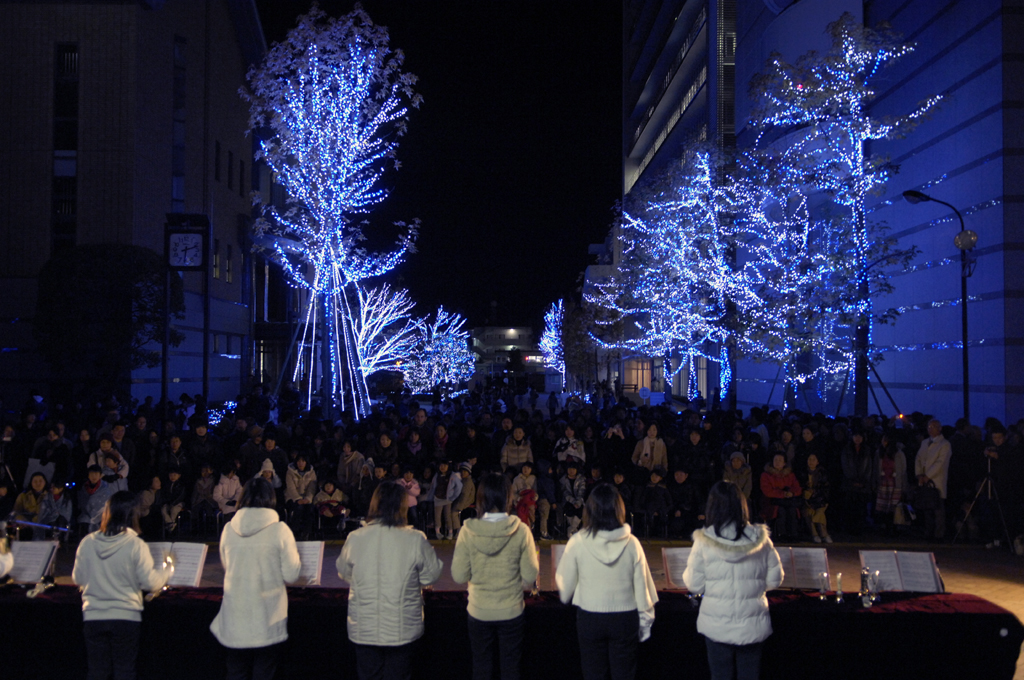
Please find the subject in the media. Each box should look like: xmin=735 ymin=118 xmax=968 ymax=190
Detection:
xmin=169 ymin=233 xmax=203 ymax=268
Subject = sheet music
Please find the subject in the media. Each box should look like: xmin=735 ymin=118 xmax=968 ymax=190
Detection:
xmin=295 ymin=541 xmax=325 ymax=586
xmin=859 ymin=550 xmax=902 ymax=592
xmin=9 ymin=541 xmax=57 ymax=583
xmin=550 ymin=543 xmax=566 ymax=590
xmin=896 ymin=551 xmax=943 ymax=593
xmin=148 ymin=542 xmax=208 ymax=588
xmin=661 ymin=547 xmax=692 ymax=589
xmin=789 ymin=548 xmax=829 ymax=590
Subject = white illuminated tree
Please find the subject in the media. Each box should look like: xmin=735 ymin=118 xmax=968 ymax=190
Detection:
xmin=244 ymin=5 xmax=421 ymax=416
xmin=353 ymin=284 xmax=424 ymax=376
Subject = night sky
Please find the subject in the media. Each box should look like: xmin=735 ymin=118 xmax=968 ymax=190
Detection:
xmin=253 ymin=1 xmax=623 ymax=330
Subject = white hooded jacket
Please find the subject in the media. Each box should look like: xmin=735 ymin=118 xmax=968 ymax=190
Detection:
xmin=682 ymin=523 xmax=784 ymax=645
xmin=72 ymin=528 xmax=170 ymax=622
xmin=210 ymin=507 xmax=302 ymax=649
xmin=555 ymin=524 xmax=658 ymax=615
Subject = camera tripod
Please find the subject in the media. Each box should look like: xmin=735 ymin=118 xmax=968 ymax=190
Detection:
xmin=953 ymin=455 xmax=1011 ymax=547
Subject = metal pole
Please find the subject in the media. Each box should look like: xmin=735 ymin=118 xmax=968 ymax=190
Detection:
xmin=161 ymin=267 xmax=170 ymax=422
xmin=961 ymin=249 xmax=970 ymax=423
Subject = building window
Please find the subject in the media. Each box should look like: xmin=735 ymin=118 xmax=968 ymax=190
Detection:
xmin=52 ymin=43 xmax=79 ymax=253
xmin=226 ymin=244 xmax=233 ymax=283
xmin=239 ymin=160 xmax=245 ymax=197
xmin=215 ymin=141 xmax=221 ymax=181
xmin=213 ymin=238 xmax=220 ymax=279
xmin=227 ymin=150 xmax=234 ymax=190
xmin=171 ymin=36 xmax=186 ymax=212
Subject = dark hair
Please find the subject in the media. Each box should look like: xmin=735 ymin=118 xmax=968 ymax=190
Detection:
xmin=239 ymin=477 xmax=276 ymax=509
xmin=476 ymin=472 xmax=511 ymax=515
xmin=368 ymin=480 xmax=408 ymax=527
xmin=102 ymin=491 xmax=140 ymax=536
xmin=583 ymin=483 xmax=626 ymax=535
xmin=704 ymin=481 xmax=749 ymax=540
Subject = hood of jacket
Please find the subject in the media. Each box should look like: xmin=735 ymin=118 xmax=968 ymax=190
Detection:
xmin=763 ymin=462 xmax=793 ymax=477
xmin=693 ymin=523 xmax=770 ymax=562
xmin=94 ymin=528 xmax=139 ymax=559
xmin=462 ymin=515 xmax=521 ymax=556
xmin=227 ymin=507 xmax=279 ymax=538
xmin=577 ymin=525 xmax=632 ymax=565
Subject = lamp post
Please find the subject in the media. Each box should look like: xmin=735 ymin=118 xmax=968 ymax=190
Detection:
xmin=903 ymin=190 xmax=978 ymax=422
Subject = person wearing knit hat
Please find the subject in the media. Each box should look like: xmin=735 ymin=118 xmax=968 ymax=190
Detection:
xmin=257 ymin=458 xmax=282 ymax=490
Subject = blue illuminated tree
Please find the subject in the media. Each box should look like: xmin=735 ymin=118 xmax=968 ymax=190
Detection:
xmin=244 ymin=6 xmax=421 ymax=416
xmin=403 ymin=307 xmax=475 ymax=396
xmin=540 ymin=299 xmax=566 ymax=388
xmin=747 ymin=12 xmax=938 ymax=411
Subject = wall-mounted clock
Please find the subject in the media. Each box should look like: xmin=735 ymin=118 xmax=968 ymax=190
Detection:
xmin=165 ymin=214 xmax=210 ymax=271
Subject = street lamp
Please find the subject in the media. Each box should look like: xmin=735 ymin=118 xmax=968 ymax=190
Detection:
xmin=903 ymin=190 xmax=977 ymax=422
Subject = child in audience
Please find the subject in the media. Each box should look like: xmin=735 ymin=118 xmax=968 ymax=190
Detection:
xmin=37 ymin=476 xmax=73 ymax=541
xmin=511 ymin=461 xmax=538 ymax=530
xmin=417 ymin=464 xmax=436 ymax=531
xmin=451 ymin=462 xmax=476 ymax=535
xmin=78 ymin=465 xmax=113 ymax=533
xmin=638 ymin=467 xmax=672 ymax=536
xmin=213 ymin=464 xmax=243 ymax=517
xmin=560 ymin=461 xmax=587 ymax=536
xmin=534 ymin=459 xmax=557 ymax=540
xmin=668 ymin=467 xmax=705 ymax=537
xmin=802 ymin=453 xmax=832 ymax=543
xmin=397 ymin=466 xmax=422 ymax=529
xmin=161 ymin=466 xmax=187 ymax=533
xmin=314 ymin=479 xmax=347 ymax=517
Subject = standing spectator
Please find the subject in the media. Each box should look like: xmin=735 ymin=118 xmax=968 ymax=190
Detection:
xmin=397 ymin=466 xmax=422 ymax=530
xmin=211 ymin=478 xmax=302 ymax=680
xmin=284 ymin=454 xmax=317 ymax=538
xmin=337 ymin=481 xmax=443 ymax=680
xmin=802 ymin=454 xmax=832 ymax=544
xmin=430 ymin=460 xmax=462 ymax=540
xmin=560 ymin=461 xmax=587 ymax=536
xmin=451 ymin=473 xmax=540 ymax=680
xmin=840 ymin=430 xmax=873 ymax=535
xmin=915 ymin=419 xmax=952 ymax=539
xmin=78 ymin=465 xmax=114 ymax=533
xmin=683 ymin=481 xmax=784 ymax=680
xmin=73 ymin=491 xmax=172 ymax=680
xmin=873 ymin=432 xmax=908 ymax=536
xmin=534 ymin=459 xmax=557 ymax=540
xmin=192 ymin=462 xmax=218 ymax=520
xmin=511 ymin=461 xmax=538 ymax=530
xmin=161 ymin=467 xmax=187 ymax=533
xmin=556 ymin=483 xmax=659 ymax=680
xmin=451 ymin=462 xmax=476 ymax=535
xmin=336 ymin=439 xmax=366 ymax=497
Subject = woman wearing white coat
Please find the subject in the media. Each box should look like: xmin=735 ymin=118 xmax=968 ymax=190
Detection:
xmin=210 ymin=477 xmax=302 ymax=680
xmin=338 ymin=480 xmax=443 ymax=680
xmin=683 ymin=481 xmax=783 ymax=680
xmin=556 ymin=483 xmax=659 ymax=680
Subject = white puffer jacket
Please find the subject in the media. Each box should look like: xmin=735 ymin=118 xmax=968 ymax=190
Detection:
xmin=337 ymin=522 xmax=443 ymax=646
xmin=556 ymin=524 xmax=658 ymax=614
xmin=682 ymin=523 xmax=783 ymax=645
xmin=210 ymin=507 xmax=302 ymax=649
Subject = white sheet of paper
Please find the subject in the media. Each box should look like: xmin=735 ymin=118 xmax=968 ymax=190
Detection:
xmin=9 ymin=541 xmax=57 ymax=583
xmin=789 ymin=547 xmax=829 ymax=590
xmin=149 ymin=542 xmax=208 ymax=588
xmin=550 ymin=543 xmax=566 ymax=590
xmin=295 ymin=541 xmax=325 ymax=586
xmin=661 ymin=547 xmax=692 ymax=589
xmin=773 ymin=547 xmax=793 ymax=588
xmin=859 ymin=550 xmax=902 ymax=592
xmin=896 ymin=551 xmax=943 ymax=593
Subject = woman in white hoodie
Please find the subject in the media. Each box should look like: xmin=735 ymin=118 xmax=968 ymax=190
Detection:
xmin=72 ymin=490 xmax=173 ymax=680
xmin=210 ymin=477 xmax=302 ymax=680
xmin=556 ymin=483 xmax=658 ymax=680
xmin=683 ymin=481 xmax=784 ymax=680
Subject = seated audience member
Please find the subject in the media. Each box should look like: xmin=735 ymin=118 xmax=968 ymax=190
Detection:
xmin=668 ymin=467 xmax=705 ymax=537
xmin=14 ymin=472 xmax=48 ymax=538
xmin=760 ymin=453 xmax=802 ymax=540
xmin=511 ymin=461 xmax=538 ymax=531
xmin=37 ymin=476 xmax=73 ymax=540
xmin=416 ymin=464 xmax=436 ymax=531
xmin=137 ymin=476 xmax=163 ymax=538
xmin=213 ymin=465 xmax=243 ymax=517
xmin=192 ymin=462 xmax=219 ymax=519
xmin=336 ymin=439 xmax=365 ymax=497
xmin=722 ymin=451 xmax=752 ymax=501
xmin=78 ymin=465 xmax=114 ymax=533
xmin=285 ymin=454 xmax=318 ymax=538
xmin=637 ymin=467 xmax=672 ymax=537
xmin=161 ymin=466 xmax=187 ymax=533
xmin=610 ymin=469 xmax=633 ymax=517
xmin=560 ymin=461 xmax=587 ymax=537
xmin=101 ymin=451 xmax=130 ymax=492
xmin=314 ymin=479 xmax=348 ymax=534
xmin=451 ymin=462 xmax=476 ymax=535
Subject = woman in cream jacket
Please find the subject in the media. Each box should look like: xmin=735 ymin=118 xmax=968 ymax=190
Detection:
xmin=210 ymin=477 xmax=301 ymax=680
xmin=556 ymin=483 xmax=658 ymax=680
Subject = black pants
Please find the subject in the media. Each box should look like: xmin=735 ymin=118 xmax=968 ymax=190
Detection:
xmin=354 ymin=642 xmax=414 ymax=680
xmin=466 ymin=613 xmax=525 ymax=680
xmin=705 ymin=637 xmax=762 ymax=680
xmin=224 ymin=644 xmax=280 ymax=680
xmin=576 ymin=609 xmax=639 ymax=680
xmin=83 ymin=619 xmax=140 ymax=680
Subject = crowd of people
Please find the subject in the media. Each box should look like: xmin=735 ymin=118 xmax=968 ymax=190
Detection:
xmin=2 ymin=384 xmax=1022 ymax=548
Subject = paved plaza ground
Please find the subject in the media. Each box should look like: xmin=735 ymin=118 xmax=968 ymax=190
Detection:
xmin=44 ymin=532 xmax=1024 ymax=679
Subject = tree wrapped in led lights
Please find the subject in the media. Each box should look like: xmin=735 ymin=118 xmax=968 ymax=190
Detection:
xmin=403 ymin=307 xmax=475 ymax=396
xmin=244 ymin=5 xmax=421 ymax=416
xmin=747 ymin=12 xmax=938 ymax=412
xmin=587 ymin=151 xmax=745 ymax=399
xmin=353 ymin=283 xmax=424 ymax=376
xmin=540 ymin=299 xmax=565 ymax=388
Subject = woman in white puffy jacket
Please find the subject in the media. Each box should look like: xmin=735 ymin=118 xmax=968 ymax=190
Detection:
xmin=337 ymin=480 xmax=443 ymax=680
xmin=210 ymin=477 xmax=302 ymax=680
xmin=556 ymin=483 xmax=659 ymax=680
xmin=683 ymin=480 xmax=783 ymax=680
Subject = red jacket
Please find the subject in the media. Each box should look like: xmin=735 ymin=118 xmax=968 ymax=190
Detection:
xmin=759 ymin=464 xmax=802 ymax=521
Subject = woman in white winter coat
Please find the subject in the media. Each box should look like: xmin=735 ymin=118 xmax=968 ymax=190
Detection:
xmin=556 ymin=483 xmax=659 ymax=680
xmin=683 ymin=481 xmax=783 ymax=680
xmin=337 ymin=480 xmax=443 ymax=680
xmin=210 ymin=477 xmax=302 ymax=680
xmin=73 ymin=491 xmax=173 ymax=680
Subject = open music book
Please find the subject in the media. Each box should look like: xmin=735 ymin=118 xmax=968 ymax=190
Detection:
xmin=777 ymin=547 xmax=830 ymax=590
xmin=859 ymin=550 xmax=943 ymax=593
xmin=662 ymin=547 xmax=692 ymax=589
xmin=9 ymin=541 xmax=59 ymax=583
xmin=147 ymin=542 xmax=209 ymax=588
xmin=295 ymin=541 xmax=325 ymax=586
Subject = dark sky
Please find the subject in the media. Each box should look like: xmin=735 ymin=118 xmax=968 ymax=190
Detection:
xmin=253 ymin=1 xmax=623 ymax=330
